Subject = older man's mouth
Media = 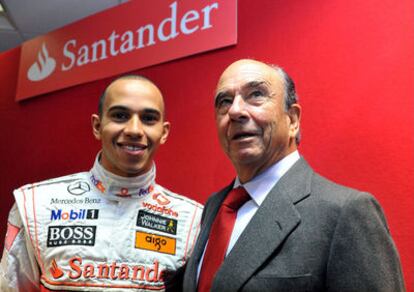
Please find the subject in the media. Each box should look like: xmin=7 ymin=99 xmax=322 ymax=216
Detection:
xmin=232 ymin=132 xmax=257 ymax=140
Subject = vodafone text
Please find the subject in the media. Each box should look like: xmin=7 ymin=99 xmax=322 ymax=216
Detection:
xmin=62 ymin=1 xmax=218 ymax=71
xmin=142 ymin=202 xmax=178 ymax=217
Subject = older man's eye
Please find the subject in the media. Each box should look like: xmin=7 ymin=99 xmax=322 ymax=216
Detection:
xmin=246 ymin=90 xmax=267 ymax=105
xmin=249 ymin=90 xmax=264 ymax=98
xmin=215 ymin=98 xmax=232 ymax=113
xmin=217 ymin=97 xmax=233 ymax=107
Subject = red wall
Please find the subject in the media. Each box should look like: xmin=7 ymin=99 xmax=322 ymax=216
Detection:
xmin=0 ymin=0 xmax=413 ymax=290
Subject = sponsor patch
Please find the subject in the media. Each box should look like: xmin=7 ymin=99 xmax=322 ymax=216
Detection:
xmin=67 ymin=180 xmax=90 ymax=196
xmin=50 ymin=197 xmax=101 ymax=205
xmin=142 ymin=202 xmax=178 ymax=217
xmin=117 ymin=187 xmax=131 ymax=197
xmin=49 ymin=259 xmax=64 ymax=279
xmin=49 ymin=257 xmax=163 ymax=284
xmin=152 ymin=193 xmax=170 ymax=205
xmin=135 ymin=231 xmax=176 ymax=255
xmin=50 ymin=209 xmax=99 ymax=221
xmin=5 ymin=223 xmax=20 ymax=251
xmin=90 ymin=175 xmax=105 ymax=193
xmin=47 ymin=226 xmax=96 ymax=247
xmin=137 ymin=210 xmax=177 ymax=235
xmin=115 ymin=184 xmax=154 ymax=198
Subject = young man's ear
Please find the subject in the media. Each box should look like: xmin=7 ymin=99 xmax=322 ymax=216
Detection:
xmin=160 ymin=121 xmax=171 ymax=145
xmin=91 ymin=114 xmax=102 ymax=140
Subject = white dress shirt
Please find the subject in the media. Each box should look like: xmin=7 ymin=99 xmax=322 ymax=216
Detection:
xmin=197 ymin=151 xmax=300 ymax=280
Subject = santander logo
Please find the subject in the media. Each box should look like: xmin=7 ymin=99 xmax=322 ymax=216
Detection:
xmin=27 ymin=43 xmax=56 ymax=81
xmin=16 ymin=0 xmax=236 ymax=101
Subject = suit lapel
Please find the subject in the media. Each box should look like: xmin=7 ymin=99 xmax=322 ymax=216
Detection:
xmin=183 ymin=184 xmax=233 ymax=292
xmin=213 ymin=158 xmax=313 ymax=291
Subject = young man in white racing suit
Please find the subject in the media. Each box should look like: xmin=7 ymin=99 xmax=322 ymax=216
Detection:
xmin=0 ymin=75 xmax=203 ymax=291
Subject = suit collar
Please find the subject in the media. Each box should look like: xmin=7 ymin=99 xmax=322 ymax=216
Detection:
xmin=213 ymin=157 xmax=313 ymax=291
xmin=236 ymin=151 xmax=301 ymax=206
xmin=183 ymin=158 xmax=313 ymax=292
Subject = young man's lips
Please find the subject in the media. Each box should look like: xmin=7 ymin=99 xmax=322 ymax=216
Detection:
xmin=117 ymin=143 xmax=147 ymax=152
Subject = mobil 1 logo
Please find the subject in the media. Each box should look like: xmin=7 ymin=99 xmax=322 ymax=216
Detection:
xmin=47 ymin=226 xmax=96 ymax=247
xmin=137 ymin=210 xmax=177 ymax=235
xmin=50 ymin=209 xmax=99 ymax=221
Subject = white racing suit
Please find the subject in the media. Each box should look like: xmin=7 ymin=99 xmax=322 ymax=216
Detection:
xmin=0 ymin=155 xmax=203 ymax=291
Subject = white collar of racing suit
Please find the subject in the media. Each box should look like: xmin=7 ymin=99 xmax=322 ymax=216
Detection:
xmin=89 ymin=152 xmax=156 ymax=201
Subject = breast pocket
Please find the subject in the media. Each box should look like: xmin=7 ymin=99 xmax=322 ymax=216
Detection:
xmin=244 ymin=273 xmax=314 ymax=292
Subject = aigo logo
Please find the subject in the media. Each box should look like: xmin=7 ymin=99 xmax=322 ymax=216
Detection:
xmin=27 ymin=43 xmax=56 ymax=81
xmin=135 ymin=231 xmax=176 ymax=255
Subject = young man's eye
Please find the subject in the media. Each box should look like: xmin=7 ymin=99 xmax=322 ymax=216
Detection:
xmin=141 ymin=114 xmax=159 ymax=124
xmin=111 ymin=112 xmax=129 ymax=121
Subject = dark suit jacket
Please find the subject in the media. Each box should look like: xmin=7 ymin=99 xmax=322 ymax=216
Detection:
xmin=183 ymin=158 xmax=405 ymax=291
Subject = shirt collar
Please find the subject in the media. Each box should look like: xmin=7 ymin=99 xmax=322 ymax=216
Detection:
xmin=234 ymin=151 xmax=300 ymax=207
xmin=89 ymin=152 xmax=156 ymax=201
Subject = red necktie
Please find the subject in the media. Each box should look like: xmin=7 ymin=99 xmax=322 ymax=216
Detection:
xmin=198 ymin=187 xmax=250 ymax=292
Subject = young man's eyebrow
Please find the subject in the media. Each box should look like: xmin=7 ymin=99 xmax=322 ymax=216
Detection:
xmin=107 ymin=106 xmax=160 ymax=115
xmin=107 ymin=105 xmax=129 ymax=112
xmin=142 ymin=108 xmax=161 ymax=116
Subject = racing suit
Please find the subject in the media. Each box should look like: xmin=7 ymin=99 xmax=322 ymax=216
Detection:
xmin=0 ymin=154 xmax=203 ymax=291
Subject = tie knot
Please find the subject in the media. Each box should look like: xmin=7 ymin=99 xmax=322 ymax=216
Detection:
xmin=223 ymin=187 xmax=250 ymax=210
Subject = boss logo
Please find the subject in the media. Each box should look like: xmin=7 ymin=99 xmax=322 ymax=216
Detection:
xmin=47 ymin=226 xmax=96 ymax=247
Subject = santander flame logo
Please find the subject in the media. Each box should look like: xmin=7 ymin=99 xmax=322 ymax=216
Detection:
xmin=27 ymin=43 xmax=56 ymax=81
xmin=49 ymin=259 xmax=64 ymax=279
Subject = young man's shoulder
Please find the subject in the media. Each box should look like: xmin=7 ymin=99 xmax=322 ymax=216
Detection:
xmin=13 ymin=171 xmax=90 ymax=195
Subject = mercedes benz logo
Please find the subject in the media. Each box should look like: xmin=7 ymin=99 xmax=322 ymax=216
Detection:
xmin=67 ymin=181 xmax=90 ymax=196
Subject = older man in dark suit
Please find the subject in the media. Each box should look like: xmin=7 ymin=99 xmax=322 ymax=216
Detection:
xmin=183 ymin=59 xmax=405 ymax=291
